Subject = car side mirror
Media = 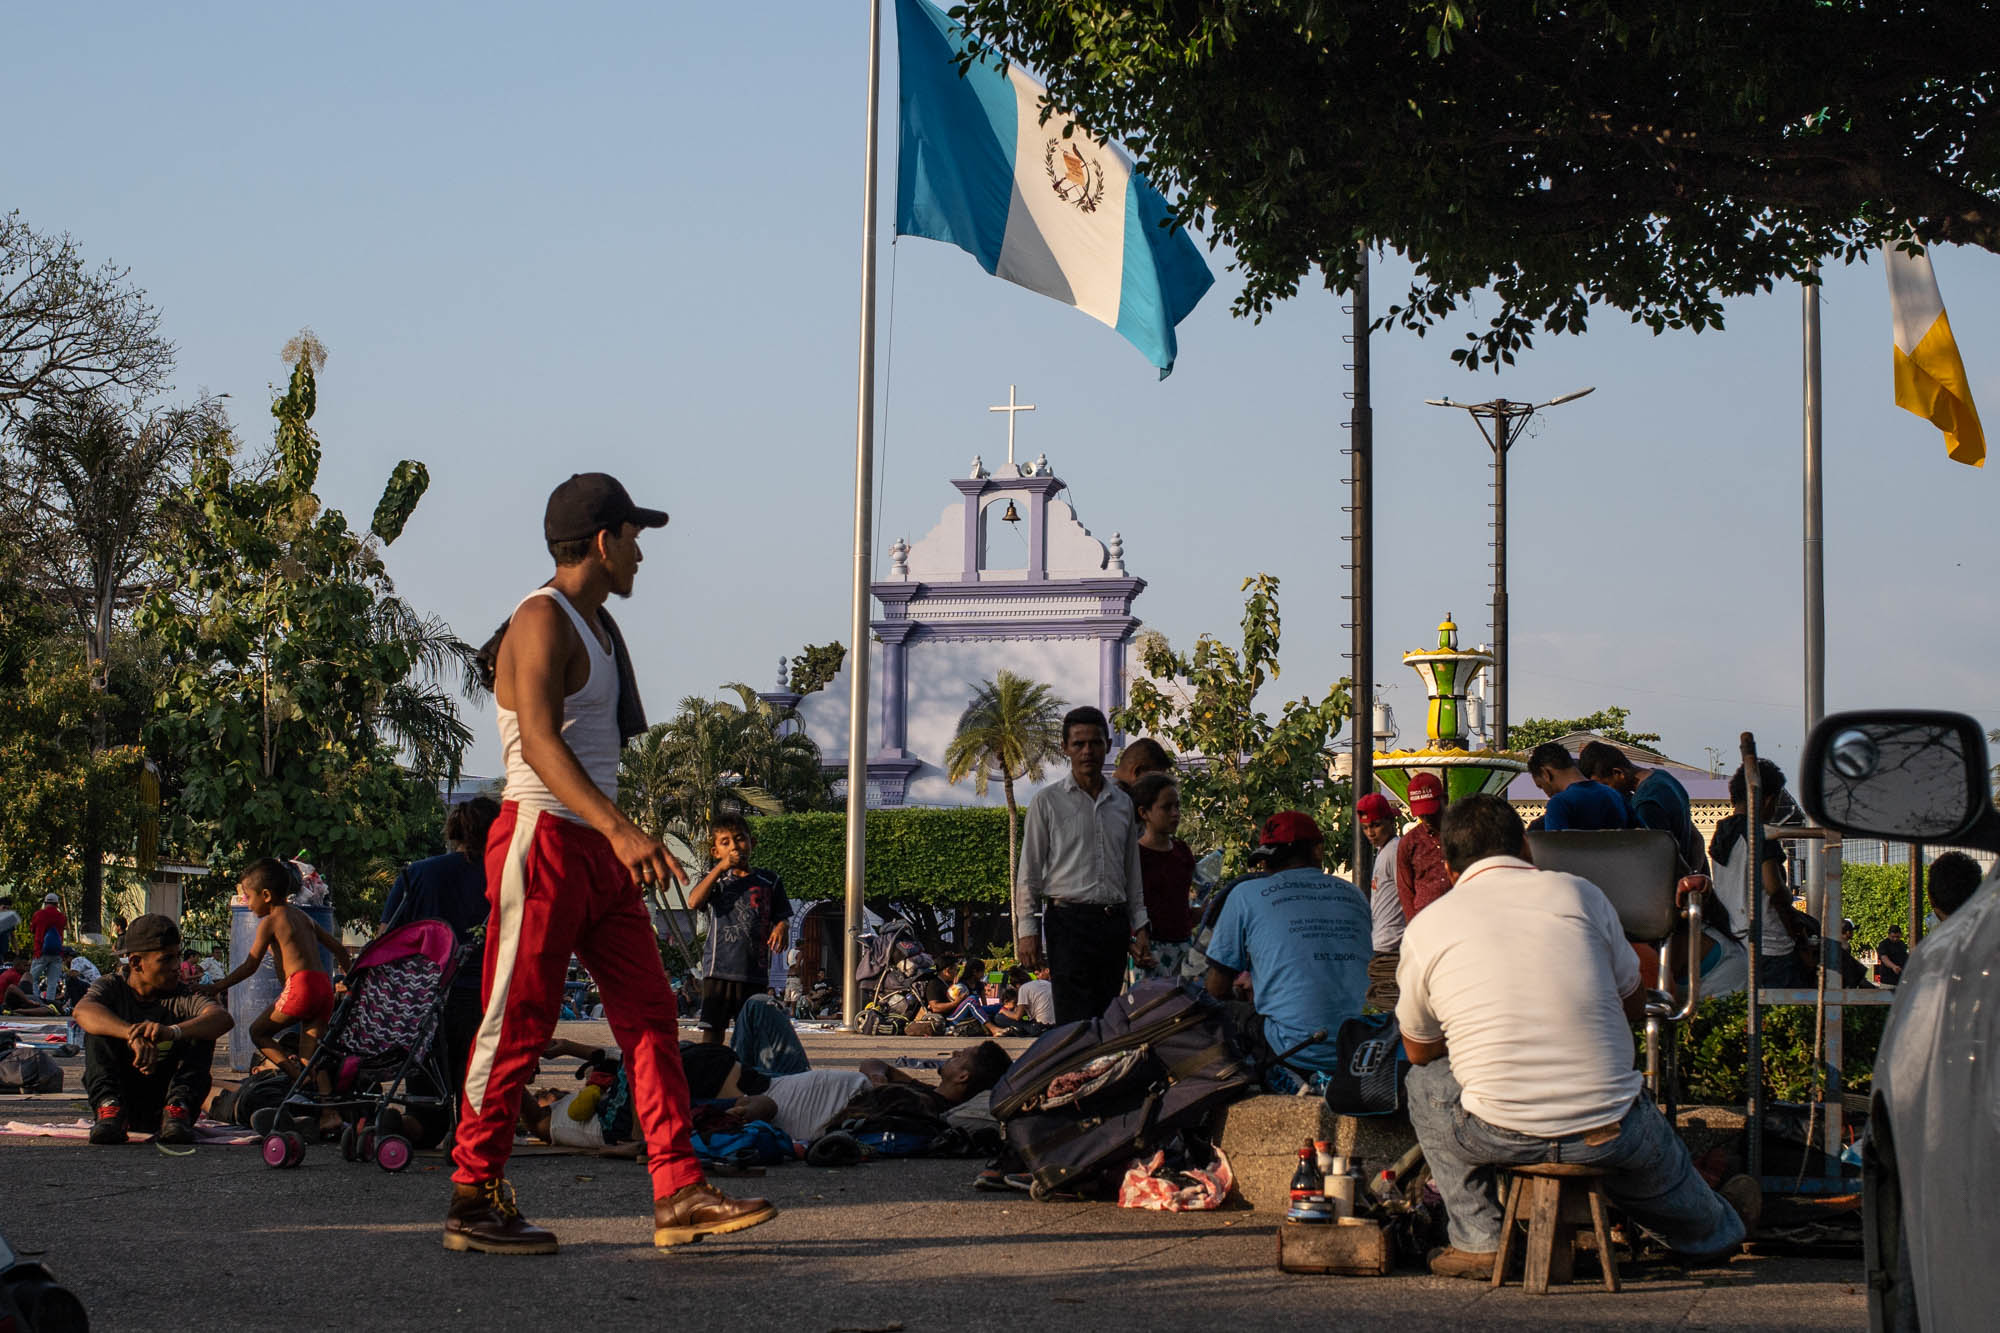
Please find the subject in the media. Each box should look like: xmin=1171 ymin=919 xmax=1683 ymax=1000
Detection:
xmin=1801 ymin=710 xmax=1999 ymax=848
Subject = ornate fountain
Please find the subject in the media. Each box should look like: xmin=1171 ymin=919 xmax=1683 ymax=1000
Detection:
xmin=1372 ymin=614 xmax=1527 ymax=807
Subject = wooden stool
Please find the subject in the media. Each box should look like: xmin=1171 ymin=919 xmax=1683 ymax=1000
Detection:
xmin=1491 ymin=1163 xmax=1621 ymax=1295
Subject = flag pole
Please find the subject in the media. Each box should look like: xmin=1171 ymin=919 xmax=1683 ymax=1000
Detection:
xmin=1803 ymin=273 xmax=1827 ymax=925
xmin=841 ymin=0 xmax=884 ymax=1031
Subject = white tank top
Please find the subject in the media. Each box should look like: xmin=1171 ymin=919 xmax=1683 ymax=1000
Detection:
xmin=496 ymin=587 xmax=621 ymax=821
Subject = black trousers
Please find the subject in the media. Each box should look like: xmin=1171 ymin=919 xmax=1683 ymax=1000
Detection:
xmin=1044 ymin=901 xmax=1131 ymax=1025
xmin=82 ymin=1031 xmax=216 ymax=1130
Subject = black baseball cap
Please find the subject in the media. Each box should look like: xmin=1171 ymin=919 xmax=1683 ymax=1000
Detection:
xmin=543 ymin=473 xmax=669 ymax=544
xmin=120 ymin=914 xmax=182 ymax=955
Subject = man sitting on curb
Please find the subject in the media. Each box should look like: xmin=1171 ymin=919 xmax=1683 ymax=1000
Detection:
xmin=1396 ymin=795 xmax=1756 ymax=1279
xmin=1204 ymin=811 xmax=1371 ymax=1088
xmin=72 ymin=915 xmax=235 ymax=1146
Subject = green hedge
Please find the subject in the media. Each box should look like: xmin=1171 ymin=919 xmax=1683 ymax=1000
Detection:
xmin=1678 ymin=992 xmax=1889 ymax=1104
xmin=748 ymin=807 xmax=1011 ymax=904
xmin=1840 ymin=861 xmax=1924 ymax=950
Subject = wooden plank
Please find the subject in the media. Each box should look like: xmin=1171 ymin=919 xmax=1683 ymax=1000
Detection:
xmin=1492 ymin=1174 xmax=1521 ymax=1289
xmin=1758 ymin=987 xmax=1895 ymax=1006
xmin=1524 ymin=1175 xmax=1565 ymax=1294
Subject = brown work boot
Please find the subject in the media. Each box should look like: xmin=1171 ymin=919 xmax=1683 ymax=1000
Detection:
xmin=443 ymin=1178 xmax=559 ymax=1255
xmin=652 ymin=1181 xmax=778 ymax=1248
xmin=1427 ymin=1245 xmax=1499 ymax=1280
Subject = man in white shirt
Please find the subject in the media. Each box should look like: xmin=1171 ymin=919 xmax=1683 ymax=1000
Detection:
xmin=1015 ymin=969 xmax=1056 ymax=1027
xmin=1396 ymin=794 xmax=1754 ymax=1280
xmin=1013 ymin=707 xmax=1150 ymax=1024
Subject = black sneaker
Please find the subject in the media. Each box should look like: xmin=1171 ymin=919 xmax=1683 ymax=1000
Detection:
xmin=158 ymin=1103 xmax=196 ymax=1146
xmin=89 ymin=1105 xmax=128 ymax=1146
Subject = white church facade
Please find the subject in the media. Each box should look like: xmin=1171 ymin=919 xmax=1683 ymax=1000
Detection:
xmin=772 ymin=441 xmax=1144 ymax=808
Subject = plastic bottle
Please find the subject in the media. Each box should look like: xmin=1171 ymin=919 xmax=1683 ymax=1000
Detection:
xmin=1289 ymin=1145 xmax=1321 ymax=1202
xmin=1313 ymin=1140 xmax=1336 ymax=1186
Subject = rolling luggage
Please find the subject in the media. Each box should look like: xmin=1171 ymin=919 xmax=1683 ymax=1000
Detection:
xmin=991 ymin=980 xmax=1254 ymax=1199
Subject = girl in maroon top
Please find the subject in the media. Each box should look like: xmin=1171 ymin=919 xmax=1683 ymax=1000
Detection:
xmin=1131 ymin=774 xmax=1197 ymax=982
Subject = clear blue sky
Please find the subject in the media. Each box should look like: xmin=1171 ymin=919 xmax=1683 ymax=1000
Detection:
xmin=10 ymin=2 xmax=1997 ymax=785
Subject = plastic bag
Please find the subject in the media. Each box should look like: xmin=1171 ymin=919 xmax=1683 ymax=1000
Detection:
xmin=1117 ymin=1146 xmax=1233 ymax=1211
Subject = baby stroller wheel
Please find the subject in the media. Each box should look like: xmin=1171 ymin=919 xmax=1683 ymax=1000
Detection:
xmin=375 ymin=1134 xmax=412 ymax=1172
xmin=262 ymin=1130 xmax=305 ymax=1169
xmin=339 ymin=1123 xmax=359 ymax=1162
xmin=857 ymin=1009 xmax=879 ymax=1036
xmin=357 ymin=1126 xmax=377 ymax=1163
xmin=1029 ymin=1178 xmax=1055 ymax=1203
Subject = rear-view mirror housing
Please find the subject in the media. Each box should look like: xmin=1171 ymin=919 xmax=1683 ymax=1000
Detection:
xmin=1801 ymin=709 xmax=2000 ymax=851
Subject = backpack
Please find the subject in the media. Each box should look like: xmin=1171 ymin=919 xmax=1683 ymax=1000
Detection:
xmin=209 ymin=1071 xmax=290 ymax=1126
xmin=830 ymin=1082 xmax=953 ymax=1157
xmin=41 ymin=925 xmax=62 ymax=956
xmin=1317 ymin=1012 xmax=1410 ymax=1117
xmin=991 ymin=980 xmax=1255 ymax=1198
xmin=0 ymin=1047 xmax=64 ymax=1094
xmin=690 ymin=1118 xmax=793 ymax=1168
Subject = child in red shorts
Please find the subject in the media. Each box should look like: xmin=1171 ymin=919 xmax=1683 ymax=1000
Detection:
xmin=208 ymin=857 xmax=352 ymax=1134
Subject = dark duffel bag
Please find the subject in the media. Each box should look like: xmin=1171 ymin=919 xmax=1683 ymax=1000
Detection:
xmin=0 ymin=1048 xmax=63 ymax=1094
xmin=990 ymin=979 xmax=1254 ymax=1199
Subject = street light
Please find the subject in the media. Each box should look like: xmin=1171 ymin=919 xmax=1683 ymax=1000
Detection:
xmin=1423 ymin=387 xmax=1595 ymax=750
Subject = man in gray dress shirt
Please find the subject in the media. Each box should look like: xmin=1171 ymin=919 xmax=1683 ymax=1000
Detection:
xmin=1013 ymin=706 xmax=1151 ymax=1024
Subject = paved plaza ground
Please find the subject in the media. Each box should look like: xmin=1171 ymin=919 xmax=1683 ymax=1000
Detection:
xmin=1 ymin=1022 xmax=1868 ymax=1332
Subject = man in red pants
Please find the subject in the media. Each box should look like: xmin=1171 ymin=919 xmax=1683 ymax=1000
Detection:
xmin=448 ymin=473 xmax=775 ymax=1254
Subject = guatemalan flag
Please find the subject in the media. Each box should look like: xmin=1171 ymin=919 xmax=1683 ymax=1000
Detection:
xmin=894 ymin=0 xmax=1214 ymax=377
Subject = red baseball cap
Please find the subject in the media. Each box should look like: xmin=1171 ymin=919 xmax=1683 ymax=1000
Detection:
xmin=1405 ymin=772 xmax=1445 ymax=815
xmin=1355 ymin=793 xmax=1398 ymax=823
xmin=1257 ymin=811 xmax=1325 ymax=846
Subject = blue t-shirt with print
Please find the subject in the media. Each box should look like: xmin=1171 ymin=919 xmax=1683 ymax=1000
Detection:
xmin=1207 ymin=867 xmax=1371 ymax=1072
xmin=1543 ymin=779 xmax=1635 ymax=832
xmin=701 ymin=868 xmax=792 ymax=983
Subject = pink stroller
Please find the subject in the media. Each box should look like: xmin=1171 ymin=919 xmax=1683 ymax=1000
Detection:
xmin=257 ymin=918 xmax=471 ymax=1172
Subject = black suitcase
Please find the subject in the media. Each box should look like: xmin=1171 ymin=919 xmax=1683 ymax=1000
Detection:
xmin=990 ymin=980 xmax=1254 ymax=1199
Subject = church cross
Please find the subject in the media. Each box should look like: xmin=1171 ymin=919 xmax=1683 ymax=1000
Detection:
xmin=987 ymin=384 xmax=1036 ymax=468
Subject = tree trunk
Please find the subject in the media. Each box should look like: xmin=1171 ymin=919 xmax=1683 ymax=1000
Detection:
xmin=80 ymin=580 xmax=114 ymax=934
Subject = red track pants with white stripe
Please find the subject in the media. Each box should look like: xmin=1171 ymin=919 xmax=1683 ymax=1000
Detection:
xmin=452 ymin=802 xmax=703 ymax=1198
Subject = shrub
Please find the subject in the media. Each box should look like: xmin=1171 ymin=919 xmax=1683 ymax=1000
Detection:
xmin=748 ymin=807 xmax=1011 ymax=904
xmin=1677 ymin=991 xmax=1889 ymax=1104
xmin=1840 ymin=862 xmax=1925 ymax=950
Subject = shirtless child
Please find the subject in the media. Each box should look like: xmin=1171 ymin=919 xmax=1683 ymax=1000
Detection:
xmin=207 ymin=857 xmax=352 ymax=1133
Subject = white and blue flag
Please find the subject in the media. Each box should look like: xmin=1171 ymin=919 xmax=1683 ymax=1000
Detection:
xmin=894 ymin=0 xmax=1214 ymax=377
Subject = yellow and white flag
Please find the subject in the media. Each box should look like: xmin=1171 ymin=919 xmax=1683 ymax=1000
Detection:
xmin=1885 ymin=244 xmax=1985 ymax=467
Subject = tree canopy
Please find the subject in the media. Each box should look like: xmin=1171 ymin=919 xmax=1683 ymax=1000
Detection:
xmin=1118 ymin=574 xmax=1350 ymax=872
xmin=951 ymin=1 xmax=2000 ymax=368
xmin=136 ymin=337 xmax=462 ymax=920
xmin=944 ymin=670 xmax=1068 ymax=897
xmin=1508 ymin=706 xmax=1662 ymax=751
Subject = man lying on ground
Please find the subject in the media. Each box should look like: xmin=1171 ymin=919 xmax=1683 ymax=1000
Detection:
xmin=523 ymin=1008 xmax=1009 ymax=1151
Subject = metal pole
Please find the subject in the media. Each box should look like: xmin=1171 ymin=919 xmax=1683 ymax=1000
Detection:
xmin=840 ymin=0 xmax=883 ymax=1031
xmin=1802 ymin=273 xmax=1841 ymax=1175
xmin=1742 ymin=731 xmax=1765 ymax=1183
xmin=1351 ymin=243 xmax=1375 ymax=881
xmin=1909 ymin=844 xmax=1924 ymax=946
xmin=1803 ymin=276 xmax=1827 ymax=920
xmin=1491 ymin=412 xmax=1510 ymax=750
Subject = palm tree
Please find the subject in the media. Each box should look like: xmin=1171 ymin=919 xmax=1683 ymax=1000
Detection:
xmin=943 ymin=672 xmax=1067 ymax=899
xmin=619 ymin=685 xmax=827 ymax=963
xmin=366 ymin=596 xmax=479 ymax=791
xmin=618 ymin=684 xmax=827 ymax=861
